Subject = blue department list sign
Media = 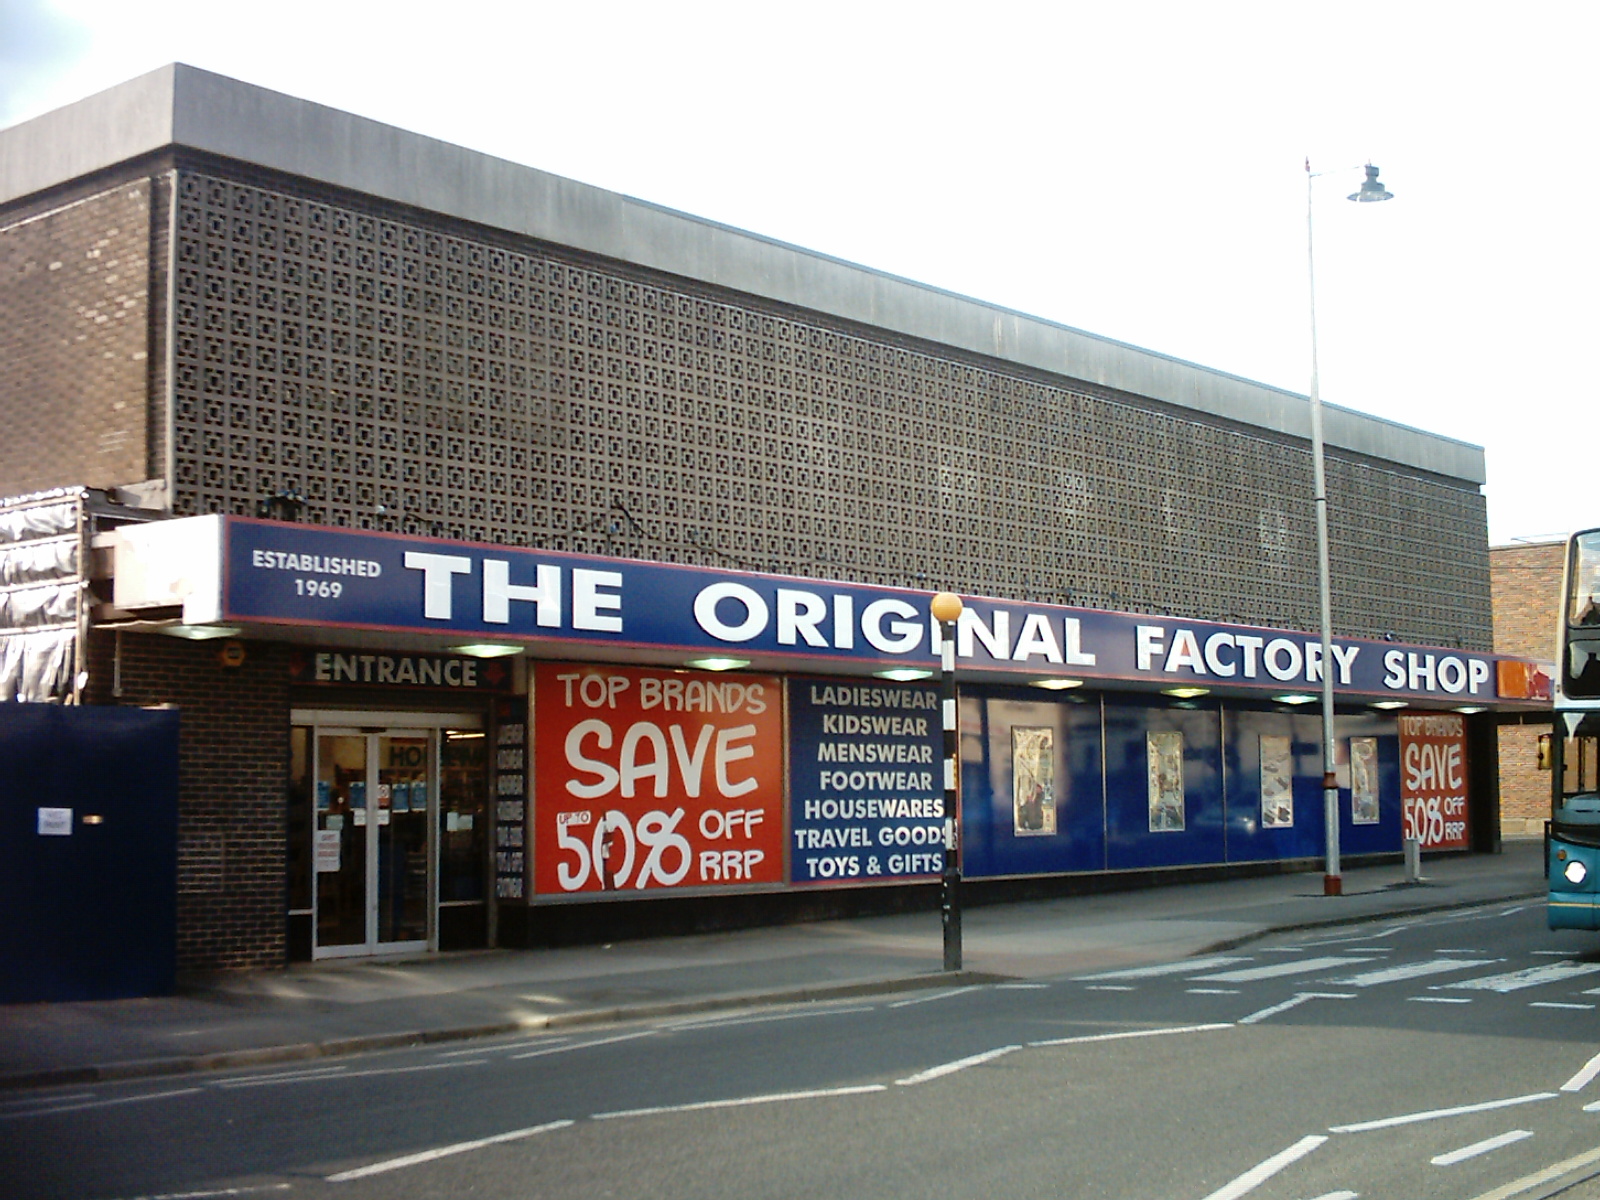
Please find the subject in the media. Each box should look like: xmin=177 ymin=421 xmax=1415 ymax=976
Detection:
xmin=787 ymin=678 xmax=945 ymax=884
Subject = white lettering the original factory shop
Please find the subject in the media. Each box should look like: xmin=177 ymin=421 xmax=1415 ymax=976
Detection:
xmin=401 ymin=553 xmax=622 ymax=631
xmin=694 ymin=581 xmax=1097 ymax=664
xmin=1134 ymin=624 xmax=1360 ymax=686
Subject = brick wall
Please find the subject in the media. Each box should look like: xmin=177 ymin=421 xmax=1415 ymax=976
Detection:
xmin=1491 ymin=540 xmax=1564 ymax=659
xmin=0 ymin=182 xmax=154 ymax=497
xmin=1491 ymin=542 xmax=1562 ymax=838
xmin=85 ymin=630 xmax=290 ymax=972
xmin=1499 ymin=721 xmax=1548 ymax=836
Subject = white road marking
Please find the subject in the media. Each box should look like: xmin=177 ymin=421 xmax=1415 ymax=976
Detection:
xmin=0 ymin=1086 xmax=203 ymax=1118
xmin=1328 ymin=959 xmax=1496 ymax=987
xmin=593 ymin=1084 xmax=886 ymax=1120
xmin=1074 ymin=955 xmax=1249 ymax=980
xmin=1329 ymin=1092 xmax=1557 ymax=1134
xmin=0 ymin=1090 xmax=95 ymax=1109
xmin=1200 ymin=1134 xmax=1327 ymax=1200
xmin=325 ymin=1118 xmax=573 ymax=1181
xmin=1187 ymin=988 xmax=1241 ymax=995
xmin=221 ymin=1061 xmax=483 ymax=1087
xmin=511 ymin=1029 xmax=657 ymax=1059
xmin=1196 ymin=957 xmax=1374 ymax=983
xmin=1432 ymin=1130 xmax=1533 ymax=1166
xmin=1030 ymin=1022 xmax=1232 ymax=1048
xmin=107 ymin=1186 xmax=293 ymax=1199
xmin=439 ymin=1036 xmax=571 ymax=1057
xmin=1408 ymin=996 xmax=1473 ymax=1005
xmin=1304 ymin=1192 xmax=1358 ymax=1199
xmin=1443 ymin=962 xmax=1600 ymax=993
xmin=666 ymin=1005 xmax=875 ymax=1031
xmin=1563 ymin=1050 xmax=1600 ymax=1093
xmin=888 ymin=987 xmax=978 ymax=1009
xmin=1531 ymin=1002 xmax=1595 ymax=1011
xmin=896 ymin=1045 xmax=1020 ymax=1086
xmin=217 ymin=1065 xmax=349 ymax=1087
xmin=1085 ymin=985 xmax=1137 ymax=992
xmin=1584 ymin=1100 xmax=1600 ymax=1113
xmin=1238 ymin=993 xmax=1355 ymax=1025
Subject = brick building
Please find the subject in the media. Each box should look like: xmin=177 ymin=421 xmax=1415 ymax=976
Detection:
xmin=1491 ymin=539 xmax=1563 ymax=838
xmin=0 ymin=66 xmax=1549 ymax=978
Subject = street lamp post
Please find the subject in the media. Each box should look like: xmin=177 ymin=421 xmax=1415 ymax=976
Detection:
xmin=930 ymin=590 xmax=964 ymax=970
xmin=1305 ymin=159 xmax=1393 ymax=898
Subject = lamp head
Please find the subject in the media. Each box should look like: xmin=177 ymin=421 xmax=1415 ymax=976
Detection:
xmin=929 ymin=592 xmax=964 ymax=624
xmin=1348 ymin=163 xmax=1393 ymax=203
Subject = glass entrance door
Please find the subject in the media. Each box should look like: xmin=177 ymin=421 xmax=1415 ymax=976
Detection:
xmin=313 ymin=729 xmax=433 ymax=958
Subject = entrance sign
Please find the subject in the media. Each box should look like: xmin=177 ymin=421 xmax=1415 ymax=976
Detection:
xmin=1399 ymin=714 xmax=1470 ymax=850
xmin=531 ymin=664 xmax=786 ymax=894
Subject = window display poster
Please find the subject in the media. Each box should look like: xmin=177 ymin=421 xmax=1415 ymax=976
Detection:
xmin=1012 ymin=726 xmax=1056 ymax=836
xmin=1259 ymin=734 xmax=1293 ymax=829
xmin=1399 ymin=714 xmax=1469 ymax=850
xmin=1147 ymin=731 xmax=1185 ymax=832
xmin=315 ymin=829 xmax=341 ymax=873
xmin=787 ymin=678 xmax=944 ymax=883
xmin=494 ymin=695 xmax=528 ymax=901
xmin=1350 ymin=737 xmax=1380 ymax=825
xmin=533 ymin=663 xmax=786 ymax=894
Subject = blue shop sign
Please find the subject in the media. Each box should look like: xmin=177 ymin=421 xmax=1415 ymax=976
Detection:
xmin=219 ymin=518 xmax=1516 ymax=704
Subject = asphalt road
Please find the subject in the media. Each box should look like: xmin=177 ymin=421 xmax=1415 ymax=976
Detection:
xmin=7 ymin=899 xmax=1600 ymax=1200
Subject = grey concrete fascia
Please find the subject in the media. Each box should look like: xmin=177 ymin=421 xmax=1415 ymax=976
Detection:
xmin=0 ymin=65 xmax=178 ymax=204
xmin=1 ymin=64 xmax=1485 ymax=486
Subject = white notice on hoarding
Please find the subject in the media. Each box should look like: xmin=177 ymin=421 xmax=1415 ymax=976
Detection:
xmin=315 ymin=829 xmax=342 ymax=873
xmin=37 ymin=808 xmax=72 ymax=836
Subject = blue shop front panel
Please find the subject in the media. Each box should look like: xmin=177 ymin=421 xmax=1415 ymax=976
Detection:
xmin=1103 ymin=698 xmax=1226 ymax=871
xmin=1224 ymin=709 xmax=1325 ymax=863
xmin=959 ymin=688 xmax=1103 ymax=879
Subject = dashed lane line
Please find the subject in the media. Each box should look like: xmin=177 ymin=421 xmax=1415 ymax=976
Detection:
xmin=1199 ymin=1134 xmax=1328 ymax=1200
xmin=1328 ymin=1092 xmax=1558 ymax=1134
xmin=0 ymin=1086 xmax=203 ymax=1119
xmin=592 ymin=1085 xmax=887 ymax=1121
xmin=1238 ymin=992 xmax=1354 ymax=1025
xmin=896 ymin=1045 xmax=1019 ymax=1086
xmin=1560 ymin=1049 xmax=1600 ymax=1093
xmin=325 ymin=1119 xmax=574 ymax=1182
xmin=1432 ymin=1130 xmax=1533 ymax=1166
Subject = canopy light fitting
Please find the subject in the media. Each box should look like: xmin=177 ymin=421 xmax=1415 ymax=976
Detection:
xmin=686 ymin=657 xmax=749 ymax=672
xmin=449 ymin=643 xmax=524 ymax=658
xmin=158 ymin=624 xmax=242 ymax=640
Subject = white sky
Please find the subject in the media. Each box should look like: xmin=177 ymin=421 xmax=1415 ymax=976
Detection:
xmin=5 ymin=0 xmax=1596 ymax=545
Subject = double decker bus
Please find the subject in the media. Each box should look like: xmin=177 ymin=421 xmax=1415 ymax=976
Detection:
xmin=1550 ymin=528 xmax=1600 ymax=928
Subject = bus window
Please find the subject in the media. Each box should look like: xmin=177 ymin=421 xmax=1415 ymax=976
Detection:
xmin=1565 ymin=735 xmax=1600 ymax=798
xmin=1571 ymin=532 xmax=1600 ymax=626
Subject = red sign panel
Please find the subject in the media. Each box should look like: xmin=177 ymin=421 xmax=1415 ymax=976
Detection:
xmin=1399 ymin=713 xmax=1470 ymax=851
xmin=532 ymin=664 xmax=785 ymax=894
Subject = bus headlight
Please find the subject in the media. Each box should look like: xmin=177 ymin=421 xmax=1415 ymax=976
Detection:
xmin=1565 ymin=860 xmax=1589 ymax=886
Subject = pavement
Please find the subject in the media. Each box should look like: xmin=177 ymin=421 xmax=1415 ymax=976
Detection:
xmin=0 ymin=840 xmax=1547 ymax=1091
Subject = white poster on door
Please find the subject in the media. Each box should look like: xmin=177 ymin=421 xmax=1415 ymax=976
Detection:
xmin=315 ymin=829 xmax=342 ymax=873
